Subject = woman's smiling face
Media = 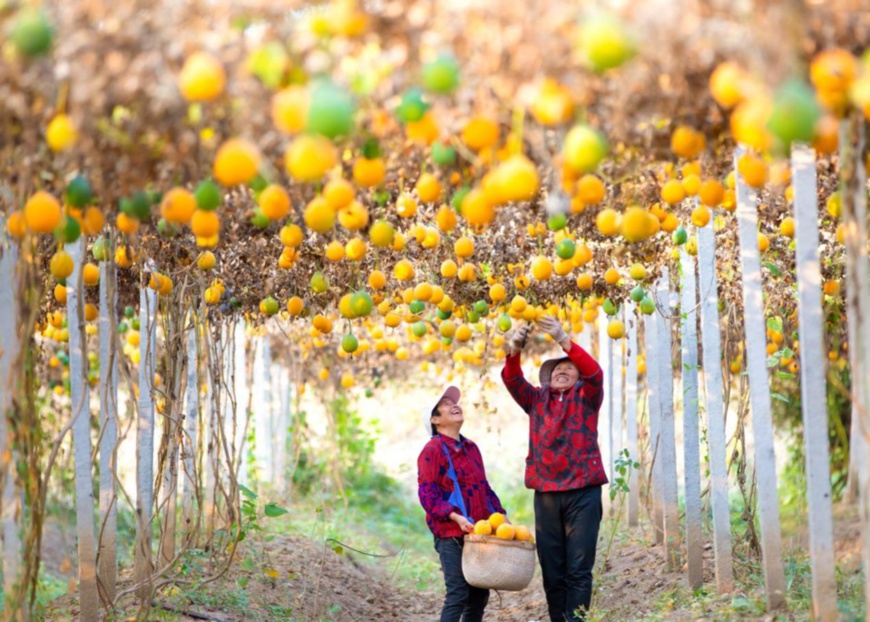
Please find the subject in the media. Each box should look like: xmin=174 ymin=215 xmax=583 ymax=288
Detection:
xmin=432 ymin=397 xmax=464 ymax=432
xmin=550 ymin=360 xmax=579 ymax=391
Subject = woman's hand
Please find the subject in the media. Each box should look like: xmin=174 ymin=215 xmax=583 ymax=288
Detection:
xmin=504 ymin=325 xmax=531 ymax=357
xmin=537 ymin=315 xmax=570 ymax=350
xmin=450 ymin=512 xmax=475 ymax=533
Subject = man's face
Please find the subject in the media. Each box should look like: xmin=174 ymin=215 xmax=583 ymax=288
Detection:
xmin=550 ymin=361 xmax=579 ymax=391
xmin=432 ymin=397 xmax=463 ymax=431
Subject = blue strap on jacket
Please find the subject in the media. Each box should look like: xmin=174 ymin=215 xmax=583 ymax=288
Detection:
xmin=440 ymin=441 xmax=470 ymax=522
xmin=440 ymin=439 xmax=495 ymax=524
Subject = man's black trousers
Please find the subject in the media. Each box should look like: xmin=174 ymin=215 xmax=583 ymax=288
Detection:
xmin=534 ymin=485 xmax=603 ymax=621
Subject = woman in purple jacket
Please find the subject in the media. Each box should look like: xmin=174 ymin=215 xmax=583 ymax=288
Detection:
xmin=417 ymin=385 xmax=506 ymax=622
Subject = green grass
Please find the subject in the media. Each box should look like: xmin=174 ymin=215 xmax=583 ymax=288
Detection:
xmin=488 ymin=470 xmax=535 ymax=527
xmin=635 ymin=557 xmax=865 ymax=622
xmin=590 ymin=545 xmax=863 ymax=622
xmin=28 ymin=571 xmax=69 ymax=620
xmin=588 ymin=509 xmax=865 ymax=622
xmin=181 ymin=585 xmax=251 ymax=611
xmin=638 ymin=583 xmax=769 ymax=621
xmin=268 ymin=448 xmax=540 ymax=594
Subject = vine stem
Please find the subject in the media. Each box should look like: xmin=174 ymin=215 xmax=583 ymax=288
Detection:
xmin=588 ymin=453 xmax=637 ymax=620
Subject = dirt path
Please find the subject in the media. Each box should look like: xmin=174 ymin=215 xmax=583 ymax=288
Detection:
xmin=241 ymin=531 xmax=684 ymax=622
xmin=488 ymin=536 xmax=690 ymax=622
xmin=45 ymin=506 xmax=865 ymax=621
xmin=46 ymin=528 xmax=670 ymax=621
xmin=227 ymin=533 xmax=443 ymax=621
xmin=47 ymin=530 xmax=443 ymax=621
xmin=48 ymin=534 xmax=693 ymax=621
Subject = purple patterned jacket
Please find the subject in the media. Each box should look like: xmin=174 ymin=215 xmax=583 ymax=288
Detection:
xmin=417 ymin=434 xmax=505 ymax=538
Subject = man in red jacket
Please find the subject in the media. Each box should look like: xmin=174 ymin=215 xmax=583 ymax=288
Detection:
xmin=501 ymin=315 xmax=607 ymax=621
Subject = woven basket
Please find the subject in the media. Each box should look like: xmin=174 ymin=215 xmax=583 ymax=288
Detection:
xmin=461 ymin=535 xmax=536 ymax=591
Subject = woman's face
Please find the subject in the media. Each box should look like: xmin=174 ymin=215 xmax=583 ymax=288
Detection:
xmin=550 ymin=360 xmax=579 ymax=391
xmin=432 ymin=397 xmax=464 ymax=432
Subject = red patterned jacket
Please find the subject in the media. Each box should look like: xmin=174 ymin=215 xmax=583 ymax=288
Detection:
xmin=501 ymin=342 xmax=608 ymax=492
xmin=417 ymin=434 xmax=506 ymax=538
